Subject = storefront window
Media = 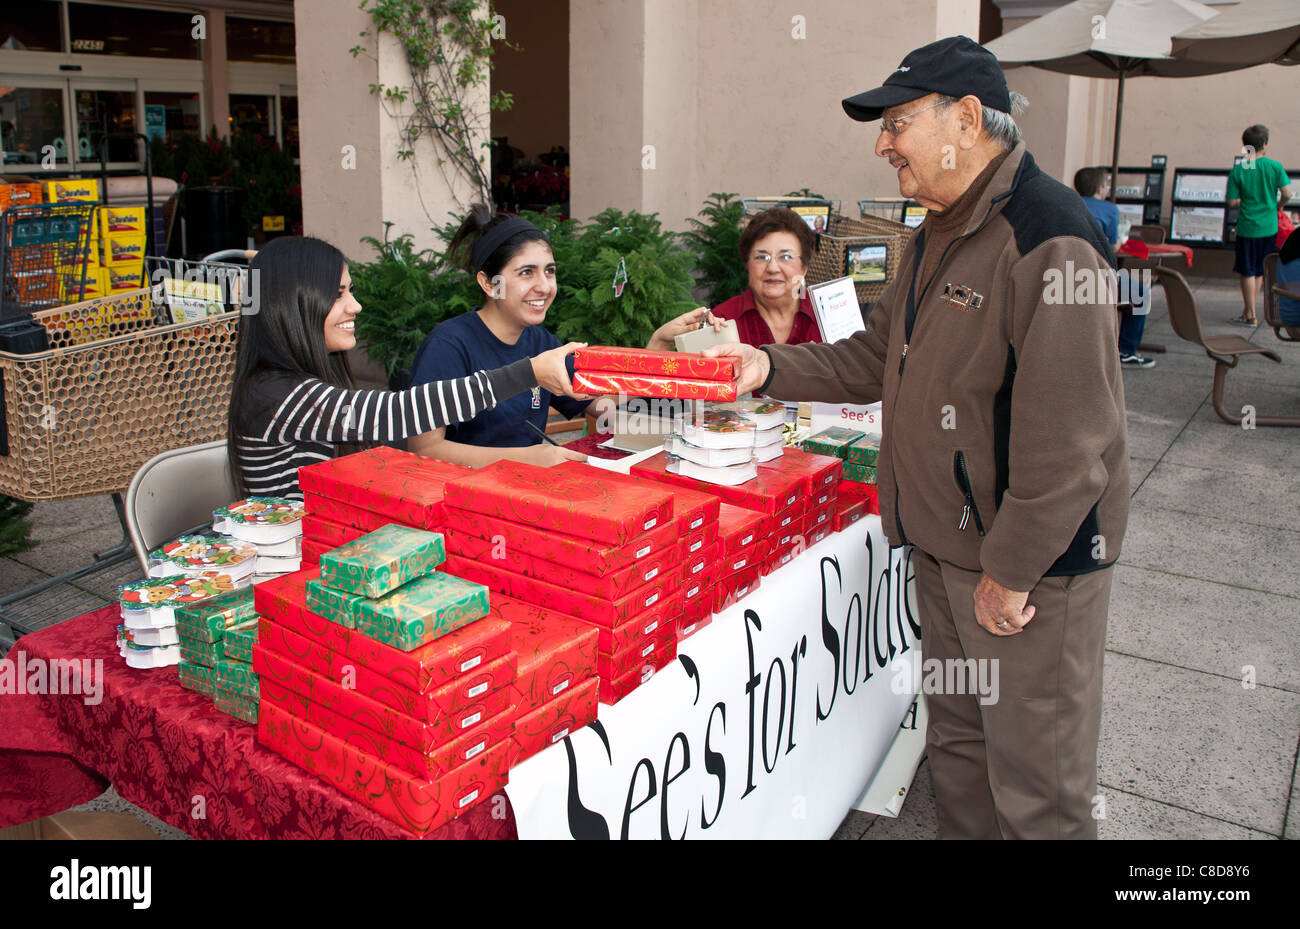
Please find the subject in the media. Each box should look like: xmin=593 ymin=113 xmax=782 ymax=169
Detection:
xmin=226 ymin=18 xmax=296 ymax=65
xmin=0 ymin=87 xmax=68 ymax=166
xmin=280 ymin=94 xmax=298 ymax=159
xmin=68 ymin=2 xmax=201 ymax=59
xmin=0 ymin=1 xmax=64 ymax=53
xmin=75 ymin=88 xmax=137 ymax=163
xmin=144 ymin=91 xmax=200 ymax=144
xmin=229 ymin=94 xmax=272 ymax=138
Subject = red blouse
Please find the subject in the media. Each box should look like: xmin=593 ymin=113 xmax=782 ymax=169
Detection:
xmin=711 ymin=288 xmax=824 ymax=347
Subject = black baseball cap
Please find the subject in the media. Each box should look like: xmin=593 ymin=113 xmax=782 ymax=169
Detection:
xmin=842 ymin=36 xmax=1011 ymax=122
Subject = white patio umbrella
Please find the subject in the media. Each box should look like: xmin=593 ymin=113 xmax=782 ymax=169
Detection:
xmin=1171 ymin=0 xmax=1300 ymax=69
xmin=984 ymin=0 xmax=1220 ymax=200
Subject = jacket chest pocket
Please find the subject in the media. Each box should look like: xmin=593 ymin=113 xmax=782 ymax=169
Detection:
xmin=952 ymin=450 xmax=986 ymax=537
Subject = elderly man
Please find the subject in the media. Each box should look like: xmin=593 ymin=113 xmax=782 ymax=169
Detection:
xmin=709 ymin=36 xmax=1128 ymax=839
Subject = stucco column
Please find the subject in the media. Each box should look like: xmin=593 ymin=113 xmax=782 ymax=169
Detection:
xmin=293 ymin=0 xmax=489 ymax=258
xmin=202 ymin=8 xmax=229 ymax=139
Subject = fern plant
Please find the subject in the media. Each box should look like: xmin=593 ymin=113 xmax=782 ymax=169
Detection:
xmin=680 ymin=192 xmax=748 ymax=308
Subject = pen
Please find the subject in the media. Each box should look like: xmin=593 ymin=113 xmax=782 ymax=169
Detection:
xmin=524 ymin=420 xmax=561 ymax=447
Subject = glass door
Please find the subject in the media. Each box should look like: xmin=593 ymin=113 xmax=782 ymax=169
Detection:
xmin=0 ymin=76 xmax=72 ymax=169
xmin=71 ymin=78 xmax=140 ymax=170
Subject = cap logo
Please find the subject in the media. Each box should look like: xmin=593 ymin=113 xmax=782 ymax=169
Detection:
xmin=895 ymin=66 xmax=911 ymax=73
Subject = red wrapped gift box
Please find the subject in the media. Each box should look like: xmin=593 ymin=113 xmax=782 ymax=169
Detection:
xmin=597 ymin=626 xmax=676 ymax=679
xmin=631 ymin=452 xmax=802 ymax=516
xmin=260 ymin=666 xmax=514 ymax=780
xmin=441 ymin=508 xmax=679 ymax=576
xmin=299 ymin=446 xmax=469 ymax=529
xmin=809 ymin=485 xmax=838 ymax=513
xmin=508 ymin=604 xmax=599 ymax=713
xmin=839 ymin=480 xmax=879 ymax=513
xmin=717 ymin=503 xmax=768 ymax=556
xmin=598 ymin=639 xmax=677 ymax=705
xmin=757 ymin=446 xmax=843 ymax=497
xmin=718 ymin=546 xmax=759 ymax=578
xmin=302 ymin=513 xmax=364 ymax=549
xmin=574 ymin=345 xmax=738 ymax=381
xmin=804 ymin=500 xmax=837 ymax=536
xmin=807 ymin=523 xmax=832 ymax=547
xmin=444 ymin=553 xmax=683 ymax=629
xmin=510 ymin=677 xmax=599 ymax=768
xmin=681 ymin=521 xmax=721 ymax=559
xmin=444 ymin=460 xmax=676 ymax=546
xmin=681 ymin=540 xmax=718 ymax=587
xmin=303 ymin=538 xmax=328 ymax=567
xmin=833 ymin=497 xmax=869 ymax=531
xmin=769 ymin=504 xmax=805 ymax=542
xmin=554 ymin=462 xmax=721 ymax=534
xmin=258 ymin=700 xmax=509 ymax=837
xmin=445 ymin=529 xmax=684 ymax=601
xmin=573 ymin=370 xmax=738 ymax=402
xmin=592 ymin=603 xmax=675 ymax=653
xmin=305 ymin=494 xmax=395 ymax=534
xmin=254 ymin=642 xmax=511 ymax=753
xmin=715 ymin=565 xmax=761 ymax=613
xmin=255 ymin=569 xmax=512 ymax=694
xmin=676 ymin=593 xmax=714 ymax=640
xmin=254 ymin=620 xmax=516 ymax=724
xmin=763 ymin=542 xmax=800 ymax=577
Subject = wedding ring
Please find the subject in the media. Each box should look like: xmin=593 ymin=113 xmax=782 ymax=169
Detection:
xmin=997 ymin=621 xmax=1010 ymax=630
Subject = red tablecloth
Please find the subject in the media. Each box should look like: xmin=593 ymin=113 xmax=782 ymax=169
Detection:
xmin=1119 ymin=239 xmax=1194 ymax=268
xmin=565 ymin=432 xmax=629 ymax=460
xmin=0 ymin=605 xmax=516 ymax=839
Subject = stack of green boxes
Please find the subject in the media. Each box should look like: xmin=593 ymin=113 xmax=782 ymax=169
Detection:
xmin=176 ymin=587 xmax=261 ymax=723
xmin=844 ymin=434 xmax=879 ymax=485
xmin=802 ymin=426 xmax=878 ymax=485
xmin=306 ymin=524 xmax=490 ymax=652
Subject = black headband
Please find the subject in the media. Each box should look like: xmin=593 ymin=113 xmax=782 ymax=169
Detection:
xmin=471 ymin=217 xmax=544 ymax=275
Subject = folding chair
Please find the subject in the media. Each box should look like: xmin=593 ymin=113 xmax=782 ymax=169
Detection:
xmin=1153 ymin=266 xmax=1298 ymax=427
xmin=124 ymin=440 xmax=237 ymax=572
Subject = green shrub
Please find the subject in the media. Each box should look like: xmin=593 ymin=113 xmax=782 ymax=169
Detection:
xmin=0 ymin=494 xmax=34 ymax=557
xmin=680 ymin=192 xmax=748 ymax=308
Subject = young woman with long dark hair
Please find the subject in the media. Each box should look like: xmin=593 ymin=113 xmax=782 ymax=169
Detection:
xmin=226 ymin=235 xmax=585 ymax=497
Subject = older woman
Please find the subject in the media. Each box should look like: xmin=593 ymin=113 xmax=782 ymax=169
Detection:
xmin=647 ymin=206 xmax=823 ymax=350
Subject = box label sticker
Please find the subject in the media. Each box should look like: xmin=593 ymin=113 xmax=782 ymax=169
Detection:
xmin=732 ymin=557 xmax=747 ymax=571
xmin=780 ymin=515 xmax=794 ymax=528
xmin=550 ymin=727 xmax=570 ymax=744
xmin=636 ymin=545 xmax=652 ymax=558
xmin=690 ymin=517 xmax=703 ymax=530
xmin=741 ymin=533 xmax=754 ymax=546
xmin=465 ymin=739 xmax=487 ymax=760
xmin=644 ymin=592 xmax=659 ymax=608
xmin=643 ymin=620 xmax=659 ymax=635
xmin=460 ymin=711 xmax=482 ymax=728
xmin=681 ymin=623 xmax=696 ymax=637
xmin=643 ymin=567 xmax=659 ymax=582
xmin=686 ymin=585 xmax=700 ymax=598
xmin=644 ymin=517 xmax=657 ymax=530
xmin=460 ymin=654 xmax=483 ymax=673
xmin=552 ymin=679 xmax=570 ymax=696
xmin=690 ymin=540 xmax=703 ymax=553
xmin=641 ymin=642 xmax=656 ymax=658
xmin=458 ymin=789 xmax=480 ymax=809
xmin=467 ymin=682 xmax=488 ymax=699
xmin=692 ymin=561 xmax=706 ymax=574
xmin=640 ymin=666 xmax=655 ymax=682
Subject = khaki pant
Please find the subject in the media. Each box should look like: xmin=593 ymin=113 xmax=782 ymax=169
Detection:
xmin=912 ymin=550 xmax=1112 ymax=839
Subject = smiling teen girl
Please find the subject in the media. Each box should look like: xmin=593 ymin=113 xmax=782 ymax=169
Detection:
xmin=227 ymin=236 xmax=585 ymax=497
xmin=407 ymin=207 xmax=618 ymax=467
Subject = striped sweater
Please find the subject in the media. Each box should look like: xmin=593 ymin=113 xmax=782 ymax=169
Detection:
xmin=234 ymin=359 xmax=536 ymax=498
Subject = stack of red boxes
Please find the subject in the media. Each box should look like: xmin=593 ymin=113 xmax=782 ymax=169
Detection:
xmin=508 ymin=604 xmax=599 ymax=766
xmin=439 ymin=460 xmax=688 ymax=706
xmin=252 ymin=565 xmax=519 ymax=837
xmin=297 ymin=446 xmax=471 ymax=565
xmin=630 ymin=445 xmax=844 ymax=607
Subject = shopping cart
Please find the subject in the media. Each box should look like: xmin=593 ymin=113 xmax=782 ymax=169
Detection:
xmin=144 ymin=248 xmax=257 ymax=325
xmin=0 ymin=201 xmax=98 ymax=318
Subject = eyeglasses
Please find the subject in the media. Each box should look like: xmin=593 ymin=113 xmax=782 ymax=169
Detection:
xmin=750 ymin=251 xmax=802 ymax=267
xmin=880 ymin=100 xmax=948 ymax=136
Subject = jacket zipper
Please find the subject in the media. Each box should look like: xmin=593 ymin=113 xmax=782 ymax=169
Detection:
xmin=891 ymin=171 xmax=1018 ymax=544
xmin=953 ymin=451 xmax=986 ymax=537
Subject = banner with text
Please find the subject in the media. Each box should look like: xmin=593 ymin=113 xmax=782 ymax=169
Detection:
xmin=506 ymin=517 xmax=920 ymax=839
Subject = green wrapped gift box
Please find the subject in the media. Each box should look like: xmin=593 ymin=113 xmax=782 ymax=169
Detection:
xmin=220 ymin=618 xmax=259 ymax=663
xmin=214 ymin=690 xmax=258 ymax=724
xmin=800 ymin=427 xmax=866 ymax=460
xmin=308 ymin=571 xmax=489 ymax=652
xmin=178 ymin=637 xmax=222 ymax=668
xmin=174 ymin=588 xmax=257 ymax=643
xmin=846 ymin=435 xmax=880 ymax=466
xmin=178 ymin=660 xmax=214 ymax=695
xmin=319 ymin=524 xmax=446 ymax=598
xmin=843 ymin=461 xmax=877 ymax=484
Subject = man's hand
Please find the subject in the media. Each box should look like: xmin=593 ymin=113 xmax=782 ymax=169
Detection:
xmin=702 ymin=342 xmax=769 ymax=396
xmin=974 ymin=573 xmax=1035 ymax=636
xmin=647 ymin=306 xmax=725 ymax=351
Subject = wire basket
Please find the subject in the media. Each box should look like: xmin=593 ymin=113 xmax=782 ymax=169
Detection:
xmin=807 ymin=214 xmax=911 ymax=305
xmin=0 ymin=287 xmax=240 ymax=502
xmin=0 ymin=202 xmax=98 ymax=318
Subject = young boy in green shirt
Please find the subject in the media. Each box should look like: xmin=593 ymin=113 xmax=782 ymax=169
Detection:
xmin=1226 ymin=124 xmax=1293 ymax=325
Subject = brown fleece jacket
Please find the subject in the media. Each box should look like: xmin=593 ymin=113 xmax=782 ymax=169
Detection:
xmin=763 ymin=143 xmax=1129 ymax=591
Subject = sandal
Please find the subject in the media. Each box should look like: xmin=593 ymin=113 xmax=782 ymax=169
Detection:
xmin=1229 ymin=315 xmax=1258 ymax=326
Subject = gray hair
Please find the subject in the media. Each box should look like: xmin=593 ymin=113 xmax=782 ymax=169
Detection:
xmin=937 ymin=92 xmax=1028 ymax=151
